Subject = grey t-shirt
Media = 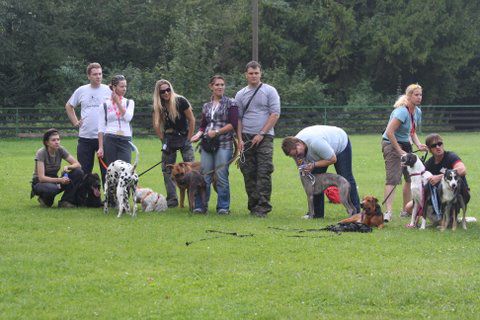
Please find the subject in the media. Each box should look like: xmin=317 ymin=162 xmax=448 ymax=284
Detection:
xmin=235 ymin=83 xmax=281 ymax=136
xmin=68 ymin=84 xmax=111 ymax=139
xmin=296 ymin=125 xmax=348 ymax=162
xmin=33 ymin=146 xmax=70 ymax=179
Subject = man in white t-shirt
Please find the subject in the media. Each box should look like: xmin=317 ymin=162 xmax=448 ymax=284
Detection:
xmin=65 ymin=62 xmax=111 ymax=175
xmin=282 ymin=125 xmax=361 ymax=219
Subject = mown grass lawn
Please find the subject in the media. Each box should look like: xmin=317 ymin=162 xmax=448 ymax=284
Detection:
xmin=1 ymin=133 xmax=479 ymax=319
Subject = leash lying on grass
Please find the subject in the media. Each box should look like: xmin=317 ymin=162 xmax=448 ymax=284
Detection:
xmin=185 ymin=229 xmax=254 ymax=246
xmin=268 ymin=222 xmax=373 ymax=234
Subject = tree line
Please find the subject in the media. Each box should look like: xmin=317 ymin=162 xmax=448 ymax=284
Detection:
xmin=1 ymin=0 xmax=479 ymax=111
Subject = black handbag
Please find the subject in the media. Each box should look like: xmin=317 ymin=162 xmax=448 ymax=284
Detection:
xmin=201 ymin=136 xmax=220 ymax=153
xmin=165 ymin=133 xmax=187 ymax=152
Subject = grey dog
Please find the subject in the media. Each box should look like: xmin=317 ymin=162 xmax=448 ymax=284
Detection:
xmin=300 ymin=172 xmax=357 ymax=218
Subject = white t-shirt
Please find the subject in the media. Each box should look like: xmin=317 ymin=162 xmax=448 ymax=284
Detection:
xmin=68 ymin=84 xmax=111 ymax=139
xmin=296 ymin=125 xmax=348 ymax=162
xmin=98 ymin=97 xmax=135 ymax=137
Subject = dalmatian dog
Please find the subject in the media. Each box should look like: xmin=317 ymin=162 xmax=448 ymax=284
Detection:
xmin=103 ymin=143 xmax=139 ymax=218
xmin=135 ymin=187 xmax=168 ymax=212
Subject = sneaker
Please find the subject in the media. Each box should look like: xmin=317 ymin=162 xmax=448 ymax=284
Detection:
xmin=400 ymin=211 xmax=410 ymax=218
xmin=217 ymin=209 xmax=230 ymax=215
xmin=384 ymin=211 xmax=392 ymax=222
xmin=193 ymin=208 xmax=205 ymax=214
xmin=58 ymin=201 xmax=76 ymax=208
xmin=302 ymin=213 xmax=313 ymax=219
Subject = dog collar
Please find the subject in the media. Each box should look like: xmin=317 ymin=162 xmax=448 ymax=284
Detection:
xmin=141 ymin=191 xmax=154 ymax=203
xmin=409 ymin=171 xmax=425 ymax=177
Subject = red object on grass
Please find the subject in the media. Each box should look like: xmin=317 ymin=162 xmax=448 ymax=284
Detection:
xmin=324 ymin=186 xmax=341 ymax=204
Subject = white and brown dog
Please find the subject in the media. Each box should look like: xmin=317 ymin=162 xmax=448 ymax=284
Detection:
xmin=135 ymin=187 xmax=168 ymax=212
xmin=400 ymin=153 xmax=432 ymax=229
xmin=103 ymin=143 xmax=139 ymax=218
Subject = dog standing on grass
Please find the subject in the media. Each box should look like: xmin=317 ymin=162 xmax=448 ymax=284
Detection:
xmin=438 ymin=169 xmax=468 ymax=231
xmin=103 ymin=143 xmax=139 ymax=218
xmin=300 ymin=171 xmax=356 ymax=219
xmin=401 ymin=153 xmax=432 ymax=229
xmin=167 ymin=162 xmax=202 ymax=208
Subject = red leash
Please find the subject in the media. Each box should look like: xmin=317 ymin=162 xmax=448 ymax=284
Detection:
xmin=98 ymin=156 xmax=108 ymax=170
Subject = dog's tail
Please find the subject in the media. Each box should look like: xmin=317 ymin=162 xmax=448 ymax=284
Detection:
xmin=129 ymin=141 xmax=140 ymax=172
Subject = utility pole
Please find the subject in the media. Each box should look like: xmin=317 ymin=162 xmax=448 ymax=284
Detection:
xmin=252 ymin=0 xmax=259 ymax=61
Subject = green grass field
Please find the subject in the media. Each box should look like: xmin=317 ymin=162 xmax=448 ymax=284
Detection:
xmin=1 ymin=133 xmax=480 ymax=319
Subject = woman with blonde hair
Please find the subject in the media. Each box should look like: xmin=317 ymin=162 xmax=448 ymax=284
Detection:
xmin=153 ymin=79 xmax=196 ymax=208
xmin=381 ymin=84 xmax=428 ymax=222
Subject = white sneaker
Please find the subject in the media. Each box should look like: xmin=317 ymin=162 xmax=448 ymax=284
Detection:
xmin=458 ymin=216 xmax=477 ymax=223
xmin=384 ymin=211 xmax=392 ymax=222
xmin=302 ymin=214 xmax=313 ymax=219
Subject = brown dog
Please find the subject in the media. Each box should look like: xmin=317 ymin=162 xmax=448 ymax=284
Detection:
xmin=340 ymin=195 xmax=384 ymax=228
xmin=167 ymin=162 xmax=201 ymax=208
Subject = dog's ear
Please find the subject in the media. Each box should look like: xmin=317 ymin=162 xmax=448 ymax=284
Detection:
xmin=375 ymin=203 xmax=383 ymax=216
xmin=372 ymin=196 xmax=379 ymax=204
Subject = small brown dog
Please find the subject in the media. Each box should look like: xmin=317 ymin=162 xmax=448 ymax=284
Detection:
xmin=167 ymin=161 xmax=201 ymax=208
xmin=340 ymin=195 xmax=384 ymax=228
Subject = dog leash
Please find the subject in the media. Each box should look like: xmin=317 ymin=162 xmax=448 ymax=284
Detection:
xmin=185 ymin=229 xmax=254 ymax=246
xmin=137 ymin=159 xmax=165 ymax=177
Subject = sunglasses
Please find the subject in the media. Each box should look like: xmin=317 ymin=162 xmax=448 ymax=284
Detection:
xmin=429 ymin=142 xmax=443 ymax=148
xmin=159 ymin=87 xmax=171 ymax=94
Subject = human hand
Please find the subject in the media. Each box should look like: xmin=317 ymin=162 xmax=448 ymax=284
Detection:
xmin=190 ymin=132 xmax=202 ymax=142
xmin=207 ymin=130 xmax=217 ymax=139
xmin=60 ymin=176 xmax=71 ymax=185
xmin=251 ymin=134 xmax=264 ymax=146
xmin=97 ymin=148 xmax=104 ymax=158
xmin=418 ymin=143 xmax=428 ymax=151
xmin=63 ymin=165 xmax=71 ymax=173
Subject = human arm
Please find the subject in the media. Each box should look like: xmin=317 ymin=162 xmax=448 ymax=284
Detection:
xmin=36 ymin=161 xmax=70 ymax=185
xmin=191 ymin=113 xmax=206 ymax=142
xmin=184 ymin=107 xmax=196 ymax=140
xmin=250 ymin=113 xmax=280 ymax=146
xmin=385 ymin=118 xmax=406 ymax=155
xmin=411 ymin=132 xmax=427 ymax=151
xmin=65 ymin=102 xmax=82 ymax=128
xmin=63 ymin=155 xmax=81 ymax=172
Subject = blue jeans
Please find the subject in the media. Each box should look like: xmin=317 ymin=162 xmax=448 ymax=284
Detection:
xmin=312 ymin=139 xmax=360 ymax=218
xmin=195 ymin=147 xmax=232 ymax=212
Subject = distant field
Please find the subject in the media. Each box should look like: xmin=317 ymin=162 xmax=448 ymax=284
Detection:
xmin=1 ymin=133 xmax=479 ymax=319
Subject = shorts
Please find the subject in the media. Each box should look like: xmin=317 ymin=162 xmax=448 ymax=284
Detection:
xmin=382 ymin=140 xmax=410 ymax=185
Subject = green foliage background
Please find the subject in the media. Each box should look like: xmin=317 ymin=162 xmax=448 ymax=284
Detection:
xmin=1 ymin=0 xmax=480 ymax=109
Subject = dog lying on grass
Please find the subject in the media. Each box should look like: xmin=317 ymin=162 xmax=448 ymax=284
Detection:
xmin=135 ymin=187 xmax=168 ymax=212
xmin=75 ymin=173 xmax=102 ymax=207
xmin=339 ymin=195 xmax=384 ymax=228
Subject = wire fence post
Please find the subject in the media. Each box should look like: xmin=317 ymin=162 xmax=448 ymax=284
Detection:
xmin=15 ymin=107 xmax=19 ymax=137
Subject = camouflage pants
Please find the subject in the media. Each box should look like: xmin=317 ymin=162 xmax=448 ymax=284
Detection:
xmin=161 ymin=141 xmax=195 ymax=207
xmin=240 ymin=134 xmax=274 ymax=214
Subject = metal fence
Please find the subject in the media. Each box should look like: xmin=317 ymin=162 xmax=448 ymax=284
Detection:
xmin=1 ymin=105 xmax=480 ymax=138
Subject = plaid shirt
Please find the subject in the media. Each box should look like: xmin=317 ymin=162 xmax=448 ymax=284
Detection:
xmin=200 ymin=96 xmax=238 ymax=149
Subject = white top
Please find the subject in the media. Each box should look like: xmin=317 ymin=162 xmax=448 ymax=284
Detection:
xmin=98 ymin=97 xmax=135 ymax=137
xmin=68 ymin=84 xmax=111 ymax=139
xmin=296 ymin=125 xmax=348 ymax=162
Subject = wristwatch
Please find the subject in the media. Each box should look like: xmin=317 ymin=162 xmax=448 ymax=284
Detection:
xmin=259 ymin=130 xmax=266 ymax=136
xmin=215 ymin=129 xmax=220 ymax=136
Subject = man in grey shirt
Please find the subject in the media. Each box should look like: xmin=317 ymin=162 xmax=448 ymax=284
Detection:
xmin=281 ymin=125 xmax=360 ymax=218
xmin=235 ymin=61 xmax=281 ymax=217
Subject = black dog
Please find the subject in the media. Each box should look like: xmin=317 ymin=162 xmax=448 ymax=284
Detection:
xmin=75 ymin=173 xmax=102 ymax=207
